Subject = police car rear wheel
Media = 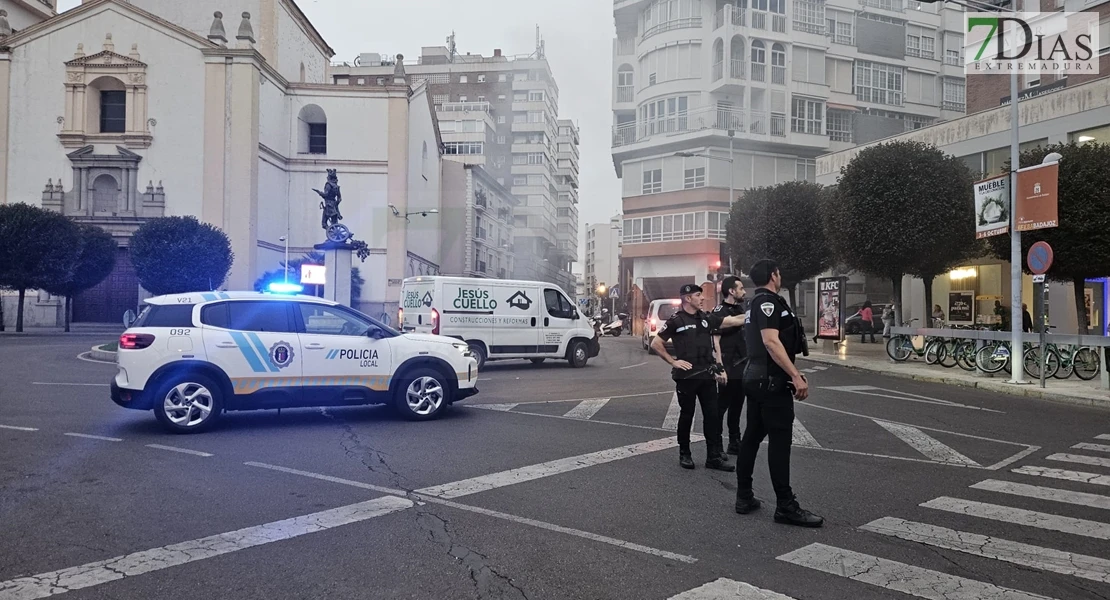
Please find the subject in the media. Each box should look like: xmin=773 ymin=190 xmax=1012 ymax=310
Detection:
xmin=568 ymin=341 xmax=589 ymax=368
xmin=395 ymin=368 xmax=449 ymax=421
xmin=153 ymin=374 xmax=223 ymax=434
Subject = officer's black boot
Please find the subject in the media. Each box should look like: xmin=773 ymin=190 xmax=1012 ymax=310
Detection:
xmin=735 ymin=492 xmax=761 ymax=514
xmin=726 ymin=434 xmax=741 ymax=455
xmin=705 ymin=451 xmax=735 ymax=472
xmin=679 ymin=449 xmax=695 ymax=470
xmin=773 ymin=495 xmax=824 ymax=528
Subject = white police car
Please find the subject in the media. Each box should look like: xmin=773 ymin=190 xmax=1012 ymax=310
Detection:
xmin=110 ymin=291 xmax=479 ymax=433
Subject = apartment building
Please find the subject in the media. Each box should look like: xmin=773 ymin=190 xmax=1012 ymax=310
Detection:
xmin=332 ymin=39 xmax=579 ymax=294
xmin=584 ymin=216 xmax=624 ymax=302
xmin=611 ymin=0 xmax=966 ymax=301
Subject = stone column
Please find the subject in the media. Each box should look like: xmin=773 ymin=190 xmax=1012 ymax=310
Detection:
xmin=316 ymin=241 xmax=353 ymax=307
xmin=0 ymin=52 xmax=9 ymax=204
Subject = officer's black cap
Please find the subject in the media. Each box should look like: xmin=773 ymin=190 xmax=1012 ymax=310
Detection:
xmin=679 ymin=284 xmax=701 ymax=296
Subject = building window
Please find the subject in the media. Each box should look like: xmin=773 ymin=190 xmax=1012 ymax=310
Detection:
xmin=528 ymin=111 xmax=545 ymax=123
xmin=529 ymin=91 xmax=545 ymax=102
xmin=945 ymin=48 xmax=961 ymax=65
xmin=907 ymin=25 xmax=936 ymax=59
xmin=791 ymin=97 xmax=824 ymax=134
xmin=498 ymin=115 xmax=507 ymax=124
xmin=642 ymin=169 xmax=662 ymax=194
xmin=499 ymin=74 xmax=508 ymax=82
xmin=683 ymin=167 xmax=705 ymax=189
xmin=477 ymin=74 xmax=486 ymax=83
xmin=298 ymin=104 xmax=327 ymax=154
xmin=460 ymin=75 xmax=468 ymax=83
xmin=99 ymin=91 xmax=126 ymax=133
xmin=477 ymin=95 xmax=486 ymax=102
xmin=942 ymin=78 xmax=965 ymax=112
xmin=793 ymin=0 xmax=826 ymax=34
xmin=497 ymin=135 xmax=506 ymax=144
xmin=498 ymin=95 xmax=506 ymax=101
xmin=513 ymin=176 xmax=528 ymax=186
xmin=827 ymin=10 xmax=854 ymax=44
xmin=854 ymin=61 xmax=904 ymax=106
xmin=827 ymin=109 xmax=853 ymax=142
xmin=459 ymin=95 xmax=468 ymax=102
xmin=796 ymin=158 xmax=816 ymax=182
xmin=432 ymin=94 xmax=448 ymax=106
xmin=443 ymin=142 xmax=484 ymax=155
xmin=527 ymin=152 xmax=545 ymax=165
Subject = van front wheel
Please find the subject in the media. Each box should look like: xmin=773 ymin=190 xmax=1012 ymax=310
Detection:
xmin=568 ymin=341 xmax=589 ymax=368
xmin=467 ymin=342 xmax=487 ymax=369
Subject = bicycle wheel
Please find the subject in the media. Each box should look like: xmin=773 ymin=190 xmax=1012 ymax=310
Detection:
xmin=1023 ymin=347 xmax=1058 ymax=379
xmin=887 ymin=335 xmax=911 ymax=362
xmin=939 ymin=340 xmax=959 ymax=369
xmin=955 ymin=340 xmax=977 ymax=372
xmin=1053 ymin=348 xmax=1075 ymax=379
xmin=1073 ymin=347 xmax=1102 ymax=381
xmin=976 ymin=343 xmax=1008 ymax=374
xmin=924 ymin=340 xmax=944 ymax=365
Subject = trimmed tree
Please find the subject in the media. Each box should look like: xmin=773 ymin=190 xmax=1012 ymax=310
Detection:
xmin=0 ymin=204 xmax=81 ymax=332
xmin=986 ymin=141 xmax=1110 ymax=334
xmin=131 ymin=216 xmax=233 ymax=296
xmin=824 ymin=140 xmax=980 ymax=321
xmin=726 ymin=181 xmax=832 ymax=309
xmin=42 ymin=224 xmax=118 ymax=332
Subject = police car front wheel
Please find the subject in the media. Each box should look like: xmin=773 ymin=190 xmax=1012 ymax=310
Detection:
xmin=153 ymin=374 xmax=223 ymax=433
xmin=395 ymin=368 xmax=449 ymax=420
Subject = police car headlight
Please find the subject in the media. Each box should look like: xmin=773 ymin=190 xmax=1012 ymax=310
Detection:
xmin=452 ymin=343 xmax=471 ymax=356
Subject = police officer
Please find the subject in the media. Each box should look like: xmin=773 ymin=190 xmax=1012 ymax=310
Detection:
xmin=711 ymin=276 xmax=747 ymax=456
xmin=734 ymin=260 xmax=823 ymax=527
xmin=651 ymin=284 xmax=745 ymax=471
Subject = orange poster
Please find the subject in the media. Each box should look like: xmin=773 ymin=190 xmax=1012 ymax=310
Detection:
xmin=1016 ymin=163 xmax=1059 ymax=232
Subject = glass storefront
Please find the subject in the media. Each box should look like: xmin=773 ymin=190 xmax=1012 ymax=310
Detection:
xmin=1070 ymin=125 xmax=1110 ymax=145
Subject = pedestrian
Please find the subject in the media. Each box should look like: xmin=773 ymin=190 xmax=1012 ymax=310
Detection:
xmin=932 ymin=304 xmax=946 ymax=328
xmin=881 ymin=304 xmax=895 ymax=339
xmin=734 ymin=259 xmax=823 ymax=527
xmin=859 ymin=300 xmax=875 ymax=343
xmin=651 ymin=283 xmax=746 ymax=471
xmin=1022 ymin=303 xmax=1034 ymax=333
xmin=712 ymin=276 xmax=748 ymax=456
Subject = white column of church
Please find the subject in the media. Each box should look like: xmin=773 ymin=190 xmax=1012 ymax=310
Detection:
xmin=125 ymin=86 xmax=136 ymax=134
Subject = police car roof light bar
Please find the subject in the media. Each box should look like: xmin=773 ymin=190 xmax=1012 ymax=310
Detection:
xmin=267 ymin=282 xmax=304 ymax=294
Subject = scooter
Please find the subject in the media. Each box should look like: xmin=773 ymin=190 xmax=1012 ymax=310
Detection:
xmin=600 ymin=317 xmax=624 ymax=337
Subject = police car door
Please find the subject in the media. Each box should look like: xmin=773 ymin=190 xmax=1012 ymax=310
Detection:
xmin=201 ymin=300 xmax=302 ymax=407
xmin=295 ymin=302 xmax=393 ymax=404
xmin=542 ymin=288 xmax=578 ymax=356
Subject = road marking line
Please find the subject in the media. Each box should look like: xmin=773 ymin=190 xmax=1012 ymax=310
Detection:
xmin=801 ymin=368 xmax=817 ymax=374
xmin=1047 ymin=453 xmax=1110 ymax=469
xmin=563 ymin=398 xmax=610 ymax=420
xmin=1013 ymin=466 xmax=1110 ymax=487
xmin=777 ymin=543 xmax=1055 ymax=600
xmin=145 ymin=444 xmax=213 ymax=458
xmin=0 ymin=425 xmax=38 ymax=432
xmin=800 ymin=401 xmax=1026 ymax=446
xmin=922 ymin=496 xmax=1110 ymax=541
xmin=1073 ymin=442 xmax=1110 ymax=454
xmin=76 ymin=353 xmax=115 ymax=365
xmin=31 ymin=382 xmax=110 ymax=387
xmin=874 ymin=421 xmax=980 ymax=466
xmin=0 ymin=495 xmax=413 ymax=600
xmin=862 ymin=517 xmax=1110 ymax=584
xmin=667 ymin=578 xmax=797 ymax=599
xmin=244 ymin=462 xmax=406 ymax=496
xmin=819 ymin=385 xmax=1004 ymax=412
xmin=415 ymin=437 xmax=681 ymax=499
xmin=414 ymin=494 xmax=696 ymax=564
xmin=662 ymin=392 xmax=681 ymax=431
xmin=1097 ymin=434 xmax=1110 ymax=441
xmin=811 ymin=366 xmax=828 ymax=371
xmin=985 ymin=445 xmax=1042 ymax=471
xmin=791 ymin=419 xmax=821 ymax=448
xmin=470 ymin=403 xmax=520 ymax=412
xmin=619 ymin=362 xmax=648 ymax=370
xmin=64 ymin=433 xmax=122 ymax=442
xmin=971 ymin=479 xmax=1110 ymax=511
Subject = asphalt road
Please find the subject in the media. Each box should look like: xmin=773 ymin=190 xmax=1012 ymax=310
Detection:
xmin=2 ymin=333 xmax=1110 ymax=600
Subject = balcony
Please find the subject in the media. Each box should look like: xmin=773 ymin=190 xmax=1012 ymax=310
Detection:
xmin=772 ymin=65 xmax=786 ymax=85
xmin=942 ymin=101 xmax=966 ymax=112
xmin=642 ymin=17 xmax=703 ymax=41
xmin=440 ymin=101 xmax=491 ymax=114
xmin=710 ymin=60 xmax=747 ymax=93
xmin=616 ymin=85 xmax=634 ymax=104
xmin=860 ymin=0 xmax=904 ymax=11
xmin=751 ymin=63 xmax=766 ymax=82
xmin=611 ymin=105 xmax=788 ymax=148
xmin=714 ymin=5 xmax=747 ymax=29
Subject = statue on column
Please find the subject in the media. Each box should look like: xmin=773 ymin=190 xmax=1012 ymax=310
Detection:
xmin=314 ymin=169 xmax=351 ymax=243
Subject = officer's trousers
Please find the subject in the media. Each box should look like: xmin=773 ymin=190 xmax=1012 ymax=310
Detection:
xmin=675 ymin=378 xmax=722 ymax=456
xmin=735 ymin=390 xmax=795 ymax=504
xmin=717 ymin=377 xmax=745 ymax=442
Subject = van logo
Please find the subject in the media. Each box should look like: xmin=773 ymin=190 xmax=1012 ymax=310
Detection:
xmin=421 ymin=292 xmax=433 ymax=307
xmin=269 ymin=341 xmax=295 ymax=370
xmin=507 ymin=291 xmax=532 ymax=310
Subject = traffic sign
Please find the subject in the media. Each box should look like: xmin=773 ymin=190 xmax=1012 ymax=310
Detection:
xmin=1027 ymin=241 xmax=1053 ymax=275
xmin=609 ymin=285 xmax=620 ymax=299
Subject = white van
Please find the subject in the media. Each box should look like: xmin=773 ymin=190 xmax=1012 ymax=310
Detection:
xmin=400 ymin=276 xmax=600 ymax=369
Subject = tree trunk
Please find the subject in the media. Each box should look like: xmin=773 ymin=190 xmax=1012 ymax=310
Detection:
xmin=1073 ymin=275 xmax=1089 ymax=336
xmin=0 ymin=292 xmax=5 ymax=332
xmin=922 ymin=275 xmax=935 ymax=327
xmin=16 ymin=288 xmax=25 ymax=333
xmin=64 ymin=295 xmax=72 ymax=333
xmin=786 ymin=284 xmax=797 ymax=312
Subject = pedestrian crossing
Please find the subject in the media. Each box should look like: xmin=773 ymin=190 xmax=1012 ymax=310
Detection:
xmin=663 ymin=431 xmax=1110 ymax=600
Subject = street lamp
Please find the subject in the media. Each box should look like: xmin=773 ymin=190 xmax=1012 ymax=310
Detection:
xmin=278 ymin=236 xmax=290 ymax=284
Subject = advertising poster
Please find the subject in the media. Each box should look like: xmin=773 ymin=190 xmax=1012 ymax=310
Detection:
xmin=948 ymin=291 xmax=976 ymax=324
xmin=816 ymin=277 xmax=844 ymax=340
xmin=974 ymin=174 xmax=1010 ymax=239
xmin=1016 ymin=162 xmax=1059 ymax=232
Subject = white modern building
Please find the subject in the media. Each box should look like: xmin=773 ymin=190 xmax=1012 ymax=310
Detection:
xmin=584 ymin=216 xmax=623 ymax=301
xmin=611 ymin=0 xmax=966 ymax=304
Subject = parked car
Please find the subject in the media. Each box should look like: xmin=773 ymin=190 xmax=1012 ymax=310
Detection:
xmin=642 ymin=299 xmax=682 ymax=354
xmin=844 ymin=303 xmax=891 ymax=335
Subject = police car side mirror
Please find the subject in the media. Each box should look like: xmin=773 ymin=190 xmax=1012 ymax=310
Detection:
xmin=366 ymin=327 xmax=384 ymax=340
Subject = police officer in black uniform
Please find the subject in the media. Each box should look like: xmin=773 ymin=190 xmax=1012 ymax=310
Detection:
xmin=711 ymin=276 xmax=747 ymax=456
xmin=733 ymin=260 xmax=823 ymax=527
xmin=652 ymin=284 xmax=746 ymax=471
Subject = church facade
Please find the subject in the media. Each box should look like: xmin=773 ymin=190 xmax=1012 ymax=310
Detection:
xmin=0 ymin=0 xmax=447 ymax=326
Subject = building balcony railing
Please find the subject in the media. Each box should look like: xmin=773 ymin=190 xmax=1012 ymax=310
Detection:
xmin=441 ymin=101 xmax=491 ymax=114
xmin=772 ymin=65 xmax=786 ymax=85
xmin=942 ymin=101 xmax=966 ymax=112
xmin=642 ymin=17 xmax=703 ymax=41
xmin=611 ymin=105 xmax=788 ymax=148
xmin=860 ymin=0 xmax=905 ymax=11
xmin=751 ymin=63 xmax=766 ymax=82
xmin=616 ymin=85 xmax=634 ymax=103
xmin=731 ymin=59 xmax=746 ymax=79
xmin=792 ymin=17 xmax=825 ymax=35
xmin=772 ymin=14 xmax=787 ymax=32
xmin=714 ymin=5 xmax=747 ymax=29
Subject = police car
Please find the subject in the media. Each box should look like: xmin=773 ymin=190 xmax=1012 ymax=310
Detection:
xmin=110 ymin=291 xmax=479 ymax=433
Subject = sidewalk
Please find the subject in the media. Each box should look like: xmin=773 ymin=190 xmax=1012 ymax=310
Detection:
xmin=802 ymin=336 xmax=1110 ymax=410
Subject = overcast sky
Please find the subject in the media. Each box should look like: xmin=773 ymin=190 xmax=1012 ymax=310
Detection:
xmin=58 ymin=0 xmax=621 ymax=273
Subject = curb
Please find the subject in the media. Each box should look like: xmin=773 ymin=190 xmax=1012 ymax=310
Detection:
xmin=801 ymin=353 xmax=1110 ymax=411
xmin=88 ymin=344 xmax=117 ymax=363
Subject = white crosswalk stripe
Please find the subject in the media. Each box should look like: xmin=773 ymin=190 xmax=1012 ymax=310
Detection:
xmin=791 ymin=419 xmax=821 ymax=448
xmin=662 ymin=392 xmax=681 ymax=431
xmin=922 ymin=496 xmax=1110 ymax=541
xmin=1013 ymin=465 xmax=1110 ymax=487
xmin=667 ymin=578 xmax=799 ymax=599
xmin=1097 ymin=434 xmax=1110 ymax=441
xmin=1046 ymin=453 xmax=1110 ymax=469
xmin=471 ymin=403 xmax=520 ymax=412
xmin=563 ymin=398 xmax=610 ymax=420
xmin=1072 ymin=442 xmax=1110 ymax=454
xmin=970 ymin=479 xmax=1110 ymax=511
xmin=777 ymin=543 xmax=1055 ymax=600
xmin=874 ymin=421 xmax=979 ymax=466
xmin=862 ymin=517 xmax=1110 ymax=584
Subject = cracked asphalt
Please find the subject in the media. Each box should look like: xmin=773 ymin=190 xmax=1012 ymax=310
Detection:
xmin=1 ymin=334 xmax=1109 ymax=599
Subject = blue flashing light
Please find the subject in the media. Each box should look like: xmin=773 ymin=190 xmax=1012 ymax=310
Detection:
xmin=267 ymin=282 xmax=304 ymax=294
